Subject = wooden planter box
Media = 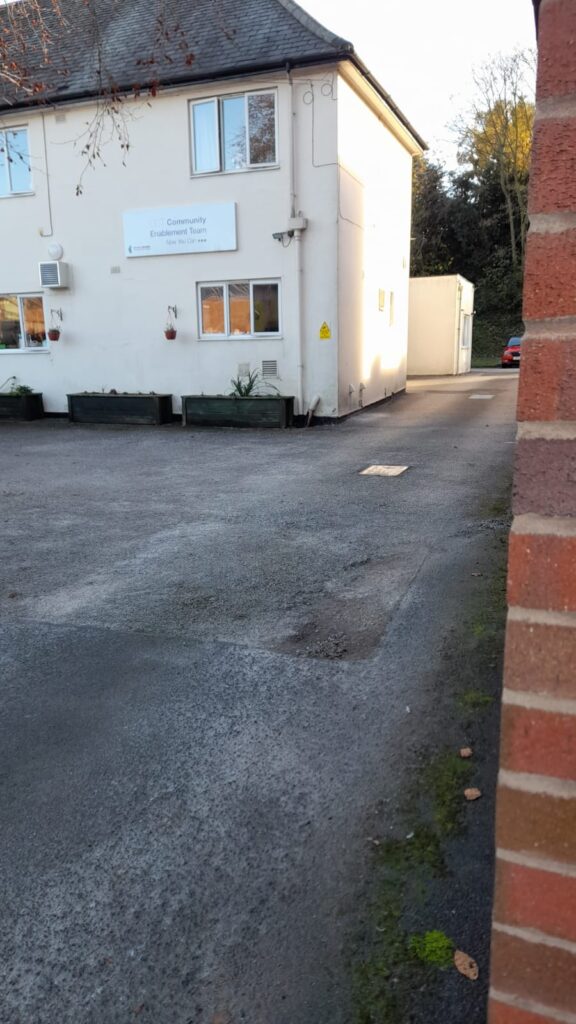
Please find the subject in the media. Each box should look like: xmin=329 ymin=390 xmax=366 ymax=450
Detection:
xmin=181 ymin=395 xmax=295 ymax=429
xmin=0 ymin=392 xmax=44 ymax=420
xmin=67 ymin=393 xmax=173 ymax=425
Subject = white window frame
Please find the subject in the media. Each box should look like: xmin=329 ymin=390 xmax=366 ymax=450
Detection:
xmin=190 ymin=98 xmax=220 ymax=175
xmin=198 ymin=279 xmax=281 ymax=340
xmin=0 ymin=293 xmax=48 ymax=352
xmin=0 ymin=126 xmax=33 ymax=197
xmin=189 ymin=90 xmax=278 ymax=176
xmin=461 ymin=313 xmax=473 ymax=348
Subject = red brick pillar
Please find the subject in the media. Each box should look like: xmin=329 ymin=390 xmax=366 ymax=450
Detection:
xmin=488 ymin=2 xmax=576 ymax=1021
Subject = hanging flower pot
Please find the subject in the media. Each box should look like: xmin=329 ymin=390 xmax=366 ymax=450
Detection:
xmin=164 ymin=325 xmax=177 ymax=341
xmin=48 ymin=328 xmax=61 ymax=341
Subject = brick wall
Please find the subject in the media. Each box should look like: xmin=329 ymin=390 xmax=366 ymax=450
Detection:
xmin=488 ymin=2 xmax=576 ymax=1022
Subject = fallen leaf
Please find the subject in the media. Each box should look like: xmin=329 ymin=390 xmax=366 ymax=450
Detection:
xmin=454 ymin=949 xmax=479 ymax=980
xmin=464 ymin=787 xmax=482 ymax=801
xmin=459 ymin=747 xmax=473 ymax=759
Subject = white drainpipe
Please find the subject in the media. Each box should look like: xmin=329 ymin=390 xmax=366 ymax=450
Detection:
xmin=287 ymin=65 xmax=306 ymax=416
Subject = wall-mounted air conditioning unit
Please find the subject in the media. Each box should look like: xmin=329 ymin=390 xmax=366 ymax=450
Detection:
xmin=39 ymin=261 xmax=69 ymax=289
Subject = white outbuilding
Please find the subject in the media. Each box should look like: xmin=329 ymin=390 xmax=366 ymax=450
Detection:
xmin=407 ymin=275 xmax=475 ymax=377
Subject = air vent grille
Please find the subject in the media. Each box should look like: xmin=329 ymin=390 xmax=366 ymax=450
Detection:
xmin=262 ymin=360 xmax=278 ymax=378
xmin=39 ymin=261 xmax=68 ymax=288
xmin=237 ymin=363 xmax=250 ymax=378
xmin=40 ymin=262 xmax=59 ymax=286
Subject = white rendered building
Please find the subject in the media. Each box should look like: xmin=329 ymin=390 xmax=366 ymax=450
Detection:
xmin=0 ymin=0 xmax=424 ymax=418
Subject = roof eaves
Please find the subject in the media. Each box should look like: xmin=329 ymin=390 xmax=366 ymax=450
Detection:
xmin=348 ymin=54 xmax=427 ymax=151
xmin=275 ymin=2 xmax=425 ymax=151
xmin=274 ymin=0 xmax=354 ymax=52
xmin=0 ymin=52 xmax=348 ymax=114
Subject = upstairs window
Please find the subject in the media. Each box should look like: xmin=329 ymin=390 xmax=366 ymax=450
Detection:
xmin=0 ymin=295 xmax=46 ymax=349
xmin=0 ymin=128 xmax=32 ymax=196
xmin=190 ymin=91 xmax=277 ymax=175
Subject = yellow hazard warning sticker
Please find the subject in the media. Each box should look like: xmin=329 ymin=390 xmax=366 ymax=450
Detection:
xmin=319 ymin=321 xmax=331 ymax=339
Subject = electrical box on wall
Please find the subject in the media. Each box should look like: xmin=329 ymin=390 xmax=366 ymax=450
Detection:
xmin=39 ymin=261 xmax=69 ymax=289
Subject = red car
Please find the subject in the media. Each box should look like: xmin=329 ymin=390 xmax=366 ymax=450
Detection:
xmin=502 ymin=336 xmax=522 ymax=367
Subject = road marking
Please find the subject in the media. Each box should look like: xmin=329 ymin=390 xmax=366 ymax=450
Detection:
xmin=469 ymin=394 xmax=495 ymax=400
xmin=360 ymin=465 xmax=409 ymax=477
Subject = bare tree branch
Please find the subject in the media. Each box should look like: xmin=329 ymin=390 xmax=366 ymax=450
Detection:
xmin=453 ymin=49 xmax=536 ymax=272
xmin=0 ymin=0 xmax=196 ymax=192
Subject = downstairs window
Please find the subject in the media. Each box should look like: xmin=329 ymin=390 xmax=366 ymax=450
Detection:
xmin=0 ymin=295 xmax=47 ymax=349
xmin=198 ymin=281 xmax=280 ymax=339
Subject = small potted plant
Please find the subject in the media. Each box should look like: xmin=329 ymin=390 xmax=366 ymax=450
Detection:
xmin=48 ymin=309 xmax=62 ymax=341
xmin=164 ymin=319 xmax=177 ymax=341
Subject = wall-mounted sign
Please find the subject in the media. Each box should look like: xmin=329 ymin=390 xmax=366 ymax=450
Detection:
xmin=123 ymin=203 xmax=237 ymax=258
xmin=319 ymin=321 xmax=332 ymax=339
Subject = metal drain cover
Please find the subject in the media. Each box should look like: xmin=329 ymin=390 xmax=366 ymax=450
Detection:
xmin=360 ymin=465 xmax=409 ymax=476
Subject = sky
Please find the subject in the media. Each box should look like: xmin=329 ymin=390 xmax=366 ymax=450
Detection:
xmin=301 ymin=0 xmax=537 ymax=164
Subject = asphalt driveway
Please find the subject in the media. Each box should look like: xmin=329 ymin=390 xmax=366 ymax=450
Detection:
xmin=0 ymin=371 xmax=518 ymax=1024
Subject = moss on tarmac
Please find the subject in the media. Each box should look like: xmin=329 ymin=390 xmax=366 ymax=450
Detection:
xmin=351 ymin=490 xmax=510 ymax=1024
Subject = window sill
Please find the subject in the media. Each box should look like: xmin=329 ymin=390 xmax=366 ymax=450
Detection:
xmin=190 ymin=165 xmax=279 ymax=179
xmin=0 ymin=347 xmax=50 ymax=354
xmin=198 ymin=336 xmax=283 ymax=342
xmin=0 ymin=191 xmax=35 ymax=200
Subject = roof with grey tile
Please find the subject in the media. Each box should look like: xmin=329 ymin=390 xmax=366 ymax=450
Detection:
xmin=0 ymin=0 xmax=425 ymax=146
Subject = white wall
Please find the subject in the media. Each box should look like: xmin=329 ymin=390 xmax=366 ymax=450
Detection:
xmin=336 ymin=74 xmax=414 ymax=416
xmin=0 ymin=70 xmax=340 ymax=415
xmin=290 ymin=69 xmax=339 ymax=417
xmin=407 ymin=275 xmax=475 ymax=376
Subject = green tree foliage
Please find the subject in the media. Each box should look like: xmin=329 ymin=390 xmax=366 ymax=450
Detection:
xmin=410 ymin=160 xmax=454 ymax=277
xmin=458 ymin=52 xmax=535 ymax=271
xmin=411 ymin=50 xmax=535 ymax=357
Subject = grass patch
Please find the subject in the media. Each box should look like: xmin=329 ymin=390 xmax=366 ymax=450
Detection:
xmin=352 ymin=880 xmax=410 ymax=1024
xmin=457 ymin=690 xmax=495 ymax=711
xmin=484 ymin=490 xmax=513 ymax=522
xmin=428 ymin=751 xmax=474 ymax=836
xmin=352 ymin=498 xmax=509 ymax=1022
xmin=352 ymin=748 xmax=473 ymax=1022
xmin=376 ymin=824 xmax=446 ymax=877
xmin=471 ymin=355 xmax=499 ymax=369
xmin=466 ymin=558 xmax=508 ymax=659
xmin=409 ymin=930 xmax=454 ymax=970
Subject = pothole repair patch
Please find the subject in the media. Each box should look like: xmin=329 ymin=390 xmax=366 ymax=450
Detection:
xmin=360 ymin=465 xmax=409 ymax=476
